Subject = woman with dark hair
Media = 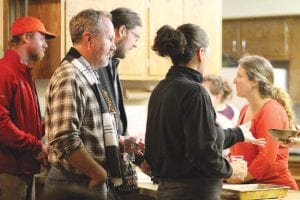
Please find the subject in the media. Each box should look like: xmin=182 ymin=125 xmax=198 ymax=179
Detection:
xmin=229 ymin=55 xmax=298 ymax=190
xmin=144 ymin=24 xmax=265 ymax=200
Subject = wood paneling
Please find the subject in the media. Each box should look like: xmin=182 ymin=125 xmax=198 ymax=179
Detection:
xmin=65 ymin=0 xmax=108 ymax=53
xmin=106 ymin=0 xmax=148 ymax=79
xmin=27 ymin=0 xmax=61 ymax=79
xmin=286 ymin=17 xmax=300 ymax=103
xmin=240 ymin=18 xmax=289 ymax=60
xmin=183 ymin=0 xmax=222 ymax=74
xmin=223 ymin=18 xmax=290 ymax=61
xmin=25 ymin=0 xmax=221 ymax=80
xmin=222 ymin=20 xmax=240 ymax=59
xmin=148 ymin=0 xmax=184 ymax=78
xmin=289 ymin=159 xmax=300 ymax=189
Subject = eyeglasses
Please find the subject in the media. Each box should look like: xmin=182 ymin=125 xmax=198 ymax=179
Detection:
xmin=126 ymin=27 xmax=140 ymax=40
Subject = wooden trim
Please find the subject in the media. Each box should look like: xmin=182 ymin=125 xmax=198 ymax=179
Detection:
xmin=3 ymin=0 xmax=9 ymax=50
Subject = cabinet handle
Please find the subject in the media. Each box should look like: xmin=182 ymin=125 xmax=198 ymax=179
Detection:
xmin=232 ymin=40 xmax=237 ymax=53
xmin=241 ymin=40 xmax=247 ymax=53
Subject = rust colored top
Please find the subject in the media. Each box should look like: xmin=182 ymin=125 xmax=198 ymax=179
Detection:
xmin=230 ymin=99 xmax=298 ymax=190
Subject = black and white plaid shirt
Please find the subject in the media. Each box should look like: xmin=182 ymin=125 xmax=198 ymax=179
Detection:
xmin=45 ymin=49 xmax=106 ymax=173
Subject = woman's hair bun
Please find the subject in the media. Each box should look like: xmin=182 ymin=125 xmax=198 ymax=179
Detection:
xmin=152 ymin=25 xmax=187 ymax=57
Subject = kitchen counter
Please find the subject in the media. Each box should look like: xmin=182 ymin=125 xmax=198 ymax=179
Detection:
xmin=34 ymin=169 xmax=300 ymax=200
xmin=138 ymin=181 xmax=300 ymax=199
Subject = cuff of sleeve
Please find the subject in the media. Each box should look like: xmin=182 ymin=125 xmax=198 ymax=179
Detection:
xmin=133 ymin=154 xmax=144 ymax=166
xmin=233 ymin=127 xmax=245 ymax=142
xmin=32 ymin=140 xmax=43 ymax=155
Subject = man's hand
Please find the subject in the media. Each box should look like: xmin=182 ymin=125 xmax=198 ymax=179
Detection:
xmin=120 ymin=136 xmax=145 ymax=156
xmin=35 ymin=144 xmax=49 ymax=167
xmin=66 ymin=148 xmax=108 ymax=189
xmin=88 ymin=170 xmax=108 ymax=189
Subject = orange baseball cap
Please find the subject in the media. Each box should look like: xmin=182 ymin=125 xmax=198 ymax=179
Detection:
xmin=11 ymin=16 xmax=56 ymax=39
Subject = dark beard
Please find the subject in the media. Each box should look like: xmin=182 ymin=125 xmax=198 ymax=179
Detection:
xmin=114 ymin=48 xmax=125 ymax=59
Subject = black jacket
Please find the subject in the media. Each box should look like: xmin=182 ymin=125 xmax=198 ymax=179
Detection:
xmin=145 ymin=66 xmax=244 ymax=179
xmin=97 ymin=57 xmax=144 ymax=165
xmin=97 ymin=57 xmax=127 ymax=136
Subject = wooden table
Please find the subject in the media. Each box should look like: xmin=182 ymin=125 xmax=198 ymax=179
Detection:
xmin=138 ymin=182 xmax=300 ymax=199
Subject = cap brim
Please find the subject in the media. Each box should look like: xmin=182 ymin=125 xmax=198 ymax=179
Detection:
xmin=41 ymin=31 xmax=56 ymax=39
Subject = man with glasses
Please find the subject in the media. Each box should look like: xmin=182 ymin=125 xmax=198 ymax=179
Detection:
xmin=97 ymin=7 xmax=151 ymax=200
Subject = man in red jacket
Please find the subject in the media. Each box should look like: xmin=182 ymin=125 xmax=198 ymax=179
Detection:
xmin=0 ymin=16 xmax=55 ymax=200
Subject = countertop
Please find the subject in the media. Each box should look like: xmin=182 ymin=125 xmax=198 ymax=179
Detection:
xmin=137 ymin=170 xmax=300 ymax=199
xmin=138 ymin=181 xmax=300 ymax=199
xmin=289 ymin=154 xmax=300 ymax=162
xmin=35 ymin=169 xmax=300 ymax=199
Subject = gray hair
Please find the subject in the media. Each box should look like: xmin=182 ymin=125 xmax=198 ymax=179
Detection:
xmin=69 ymin=9 xmax=112 ymax=44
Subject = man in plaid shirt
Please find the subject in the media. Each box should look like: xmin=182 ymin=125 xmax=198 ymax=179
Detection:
xmin=44 ymin=9 xmax=118 ymax=200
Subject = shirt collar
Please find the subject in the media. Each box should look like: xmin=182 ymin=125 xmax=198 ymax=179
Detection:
xmin=4 ymin=49 xmax=29 ymax=74
xmin=167 ymin=65 xmax=203 ymax=83
xmin=65 ymin=47 xmax=94 ymax=71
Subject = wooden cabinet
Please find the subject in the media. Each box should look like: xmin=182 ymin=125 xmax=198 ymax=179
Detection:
xmin=65 ymin=0 xmax=222 ymax=80
xmin=106 ymin=0 xmax=148 ymax=80
xmin=148 ymin=0 xmax=222 ymax=79
xmin=147 ymin=0 xmax=184 ymax=78
xmin=64 ymin=0 xmax=149 ymax=80
xmin=223 ymin=18 xmax=290 ymax=60
xmin=21 ymin=0 xmax=221 ymax=79
xmin=288 ymin=157 xmax=300 ymax=189
xmin=27 ymin=0 xmax=61 ymax=79
xmin=1 ymin=0 xmax=61 ymax=79
xmin=223 ymin=20 xmax=240 ymax=59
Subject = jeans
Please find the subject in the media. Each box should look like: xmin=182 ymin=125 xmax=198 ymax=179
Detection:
xmin=0 ymin=173 xmax=33 ymax=200
xmin=157 ymin=177 xmax=223 ymax=200
xmin=44 ymin=166 xmax=108 ymax=200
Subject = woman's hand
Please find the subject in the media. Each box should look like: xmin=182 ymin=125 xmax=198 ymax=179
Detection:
xmin=285 ymin=136 xmax=300 ymax=147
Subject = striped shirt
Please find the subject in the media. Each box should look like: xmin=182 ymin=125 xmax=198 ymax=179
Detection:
xmin=45 ymin=49 xmax=106 ymax=173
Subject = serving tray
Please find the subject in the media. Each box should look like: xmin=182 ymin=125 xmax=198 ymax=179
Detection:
xmin=221 ymin=183 xmax=289 ymax=200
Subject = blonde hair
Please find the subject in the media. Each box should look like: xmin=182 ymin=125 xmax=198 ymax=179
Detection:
xmin=238 ymin=55 xmax=295 ymax=127
xmin=203 ymin=75 xmax=233 ymax=103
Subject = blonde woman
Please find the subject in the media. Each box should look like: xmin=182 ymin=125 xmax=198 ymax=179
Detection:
xmin=229 ymin=55 xmax=298 ymax=190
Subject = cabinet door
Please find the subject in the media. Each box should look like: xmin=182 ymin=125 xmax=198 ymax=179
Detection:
xmin=106 ymin=0 xmax=148 ymax=80
xmin=65 ymin=0 xmax=108 ymax=53
xmin=148 ymin=0 xmax=184 ymax=79
xmin=65 ymin=0 xmax=148 ymax=80
xmin=27 ymin=0 xmax=61 ymax=79
xmin=223 ymin=20 xmax=241 ymax=60
xmin=240 ymin=18 xmax=289 ymax=60
xmin=184 ymin=0 xmax=222 ymax=74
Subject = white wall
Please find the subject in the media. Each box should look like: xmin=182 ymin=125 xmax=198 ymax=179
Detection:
xmin=223 ymin=0 xmax=300 ymax=19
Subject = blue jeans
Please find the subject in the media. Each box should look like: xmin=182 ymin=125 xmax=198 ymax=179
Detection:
xmin=157 ymin=178 xmax=223 ymax=200
xmin=44 ymin=166 xmax=108 ymax=200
